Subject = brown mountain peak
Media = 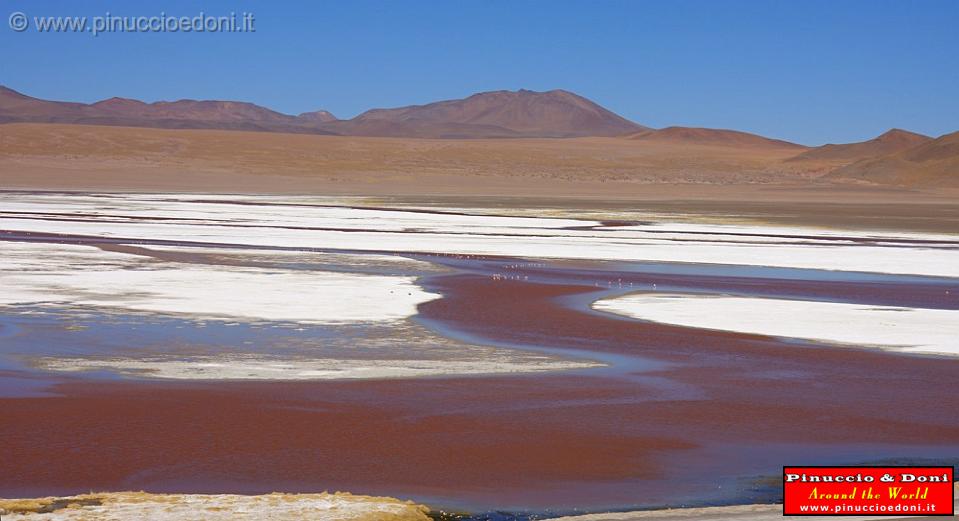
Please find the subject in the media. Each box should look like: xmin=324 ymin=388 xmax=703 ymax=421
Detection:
xmin=874 ymin=128 xmax=931 ymax=143
xmin=346 ymin=88 xmax=645 ymax=138
xmin=829 ymin=130 xmax=959 ymax=187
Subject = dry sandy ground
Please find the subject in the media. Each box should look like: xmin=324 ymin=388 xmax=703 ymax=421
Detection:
xmin=0 ymin=491 xmax=430 ymax=520
xmin=0 ymin=123 xmax=804 ymax=193
xmin=4 ymin=122 xmax=954 ymax=200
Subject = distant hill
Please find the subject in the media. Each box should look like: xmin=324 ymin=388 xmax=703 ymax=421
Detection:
xmin=0 ymin=86 xmax=644 ymax=138
xmin=829 ymin=131 xmax=959 ymax=187
xmin=295 ymin=110 xmax=338 ymax=124
xmin=787 ymin=129 xmax=931 ymax=162
xmin=0 ymin=85 xmax=91 ymax=122
xmin=626 ymin=126 xmax=804 ymax=149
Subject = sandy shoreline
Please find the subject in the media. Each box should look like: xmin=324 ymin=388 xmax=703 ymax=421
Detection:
xmin=0 ymin=491 xmax=431 ymax=520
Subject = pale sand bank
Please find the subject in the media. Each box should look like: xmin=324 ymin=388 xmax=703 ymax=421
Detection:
xmin=34 ymin=353 xmax=601 ymax=380
xmin=0 ymin=491 xmax=430 ymax=520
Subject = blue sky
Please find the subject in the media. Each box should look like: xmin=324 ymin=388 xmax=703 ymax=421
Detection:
xmin=2 ymin=0 xmax=957 ymax=145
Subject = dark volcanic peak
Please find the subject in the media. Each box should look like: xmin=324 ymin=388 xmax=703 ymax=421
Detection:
xmin=788 ymin=128 xmax=932 ymax=162
xmin=346 ymin=88 xmax=646 ymax=137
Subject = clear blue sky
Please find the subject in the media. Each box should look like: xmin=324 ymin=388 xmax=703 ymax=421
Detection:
xmin=2 ymin=0 xmax=957 ymax=145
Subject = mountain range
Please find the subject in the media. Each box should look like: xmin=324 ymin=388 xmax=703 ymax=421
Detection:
xmin=1 ymin=85 xmax=955 ymax=186
xmin=0 ymin=86 xmax=338 ymax=134
xmin=0 ymin=86 xmax=645 ymax=139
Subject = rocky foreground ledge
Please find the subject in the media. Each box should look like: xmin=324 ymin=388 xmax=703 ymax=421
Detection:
xmin=0 ymin=491 xmax=431 ymax=520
